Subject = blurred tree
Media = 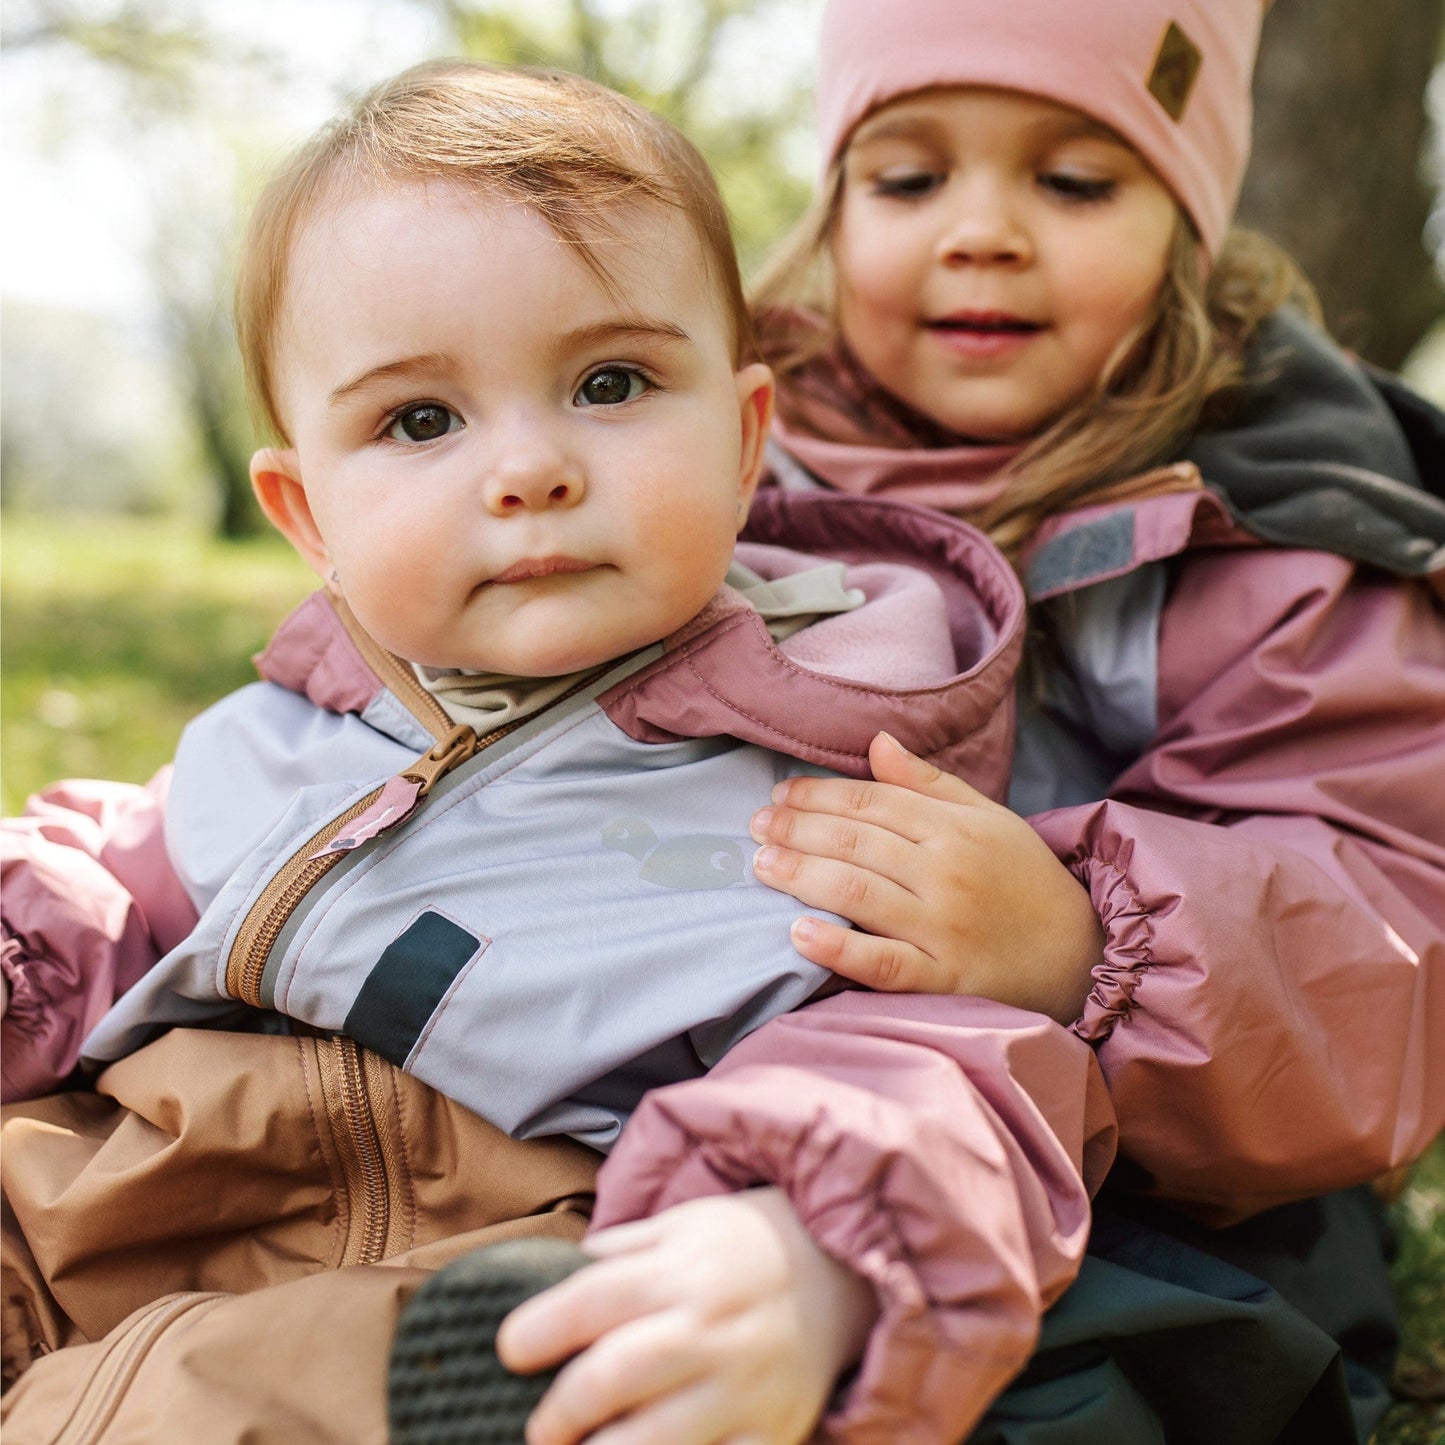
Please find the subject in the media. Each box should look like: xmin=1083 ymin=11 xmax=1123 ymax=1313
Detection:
xmin=1239 ymin=0 xmax=1444 ymax=369
xmin=420 ymin=0 xmax=818 ymax=271
xmin=3 ymin=0 xmax=270 ymax=534
xmin=3 ymin=0 xmax=212 ymax=112
xmin=146 ymin=153 xmax=262 ymax=537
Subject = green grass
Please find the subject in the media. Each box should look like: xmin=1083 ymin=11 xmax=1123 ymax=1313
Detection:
xmin=1380 ymin=1138 xmax=1445 ymax=1444
xmin=1 ymin=515 xmax=313 ymax=813
xmin=2 ymin=514 xmax=1442 ymax=1440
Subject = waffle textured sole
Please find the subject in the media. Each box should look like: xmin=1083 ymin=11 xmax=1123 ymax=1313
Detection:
xmin=388 ymin=1236 xmax=591 ymax=1445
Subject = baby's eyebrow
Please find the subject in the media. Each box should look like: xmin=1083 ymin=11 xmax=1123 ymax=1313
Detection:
xmin=328 ymin=352 xmax=456 ymax=407
xmin=554 ymin=318 xmax=692 ymax=357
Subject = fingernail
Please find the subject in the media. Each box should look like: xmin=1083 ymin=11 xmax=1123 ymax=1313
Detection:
xmin=754 ymin=845 xmax=779 ymax=871
xmin=879 ymin=731 xmax=910 ymax=757
xmin=792 ymin=917 xmax=817 ymax=942
xmin=771 ymin=780 xmax=792 ymax=804
xmin=750 ymin=807 xmax=774 ymax=842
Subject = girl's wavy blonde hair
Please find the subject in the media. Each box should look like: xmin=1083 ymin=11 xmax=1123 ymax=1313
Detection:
xmin=752 ymin=161 xmax=1320 ymax=561
xmin=235 ymin=60 xmax=753 ymax=444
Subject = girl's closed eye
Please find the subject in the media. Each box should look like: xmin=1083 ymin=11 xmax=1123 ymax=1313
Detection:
xmin=871 ymin=167 xmax=946 ymax=200
xmin=574 ymin=364 xmax=654 ymax=407
xmin=1038 ymin=170 xmax=1117 ymax=204
xmin=384 ymin=401 xmax=463 ymax=444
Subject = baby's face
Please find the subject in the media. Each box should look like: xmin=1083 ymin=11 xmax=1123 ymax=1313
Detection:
xmin=256 ymin=181 xmax=770 ymax=676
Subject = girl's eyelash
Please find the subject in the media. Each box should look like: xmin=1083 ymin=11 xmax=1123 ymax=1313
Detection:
xmin=871 ymin=172 xmax=943 ymax=199
xmin=1039 ymin=173 xmax=1117 ymax=203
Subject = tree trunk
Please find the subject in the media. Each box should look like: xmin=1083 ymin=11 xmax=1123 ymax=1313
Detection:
xmin=1238 ymin=0 xmax=1443 ymax=370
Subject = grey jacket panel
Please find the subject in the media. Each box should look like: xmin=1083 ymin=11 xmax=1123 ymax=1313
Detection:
xmin=87 ymin=689 xmax=837 ymax=1151
xmin=1009 ymin=564 xmax=1166 ymax=817
xmin=164 ymin=681 xmax=415 ymax=915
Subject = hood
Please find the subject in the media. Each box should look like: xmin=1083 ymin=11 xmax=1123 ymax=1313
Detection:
xmin=600 ymin=488 xmax=1025 ymax=800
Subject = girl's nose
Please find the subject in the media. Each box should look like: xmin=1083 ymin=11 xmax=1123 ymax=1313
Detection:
xmin=935 ymin=181 xmax=1031 ymax=266
xmin=482 ymin=442 xmax=586 ymax=516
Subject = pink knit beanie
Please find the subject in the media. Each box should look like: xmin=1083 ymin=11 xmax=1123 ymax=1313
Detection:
xmin=816 ymin=0 xmax=1264 ymax=257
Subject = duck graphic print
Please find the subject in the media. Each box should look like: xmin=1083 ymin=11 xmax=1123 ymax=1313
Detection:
xmin=602 ymin=817 xmax=749 ymax=890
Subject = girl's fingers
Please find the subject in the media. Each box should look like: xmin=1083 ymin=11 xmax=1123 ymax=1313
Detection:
xmin=582 ymin=1214 xmax=669 ymax=1258
xmin=867 ymin=731 xmax=999 ymax=807
xmin=749 ymin=806 xmax=916 ymax=887
xmin=760 ymin=738 xmax=999 ymax=846
xmin=525 ymin=1311 xmax=703 ymax=1445
xmin=751 ymin=845 xmax=920 ymax=939
xmin=760 ymin=775 xmax=937 ymax=845
xmin=787 ymin=915 xmax=939 ymax=992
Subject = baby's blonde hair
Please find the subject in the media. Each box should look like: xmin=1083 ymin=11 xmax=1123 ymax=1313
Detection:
xmin=235 ymin=60 xmax=753 ymax=443
xmin=752 ymin=162 xmax=1320 ymax=560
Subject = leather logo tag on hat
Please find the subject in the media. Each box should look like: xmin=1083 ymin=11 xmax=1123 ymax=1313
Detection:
xmin=1148 ymin=21 xmax=1203 ymax=121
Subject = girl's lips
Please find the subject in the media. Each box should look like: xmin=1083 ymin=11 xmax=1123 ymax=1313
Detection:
xmin=490 ymin=556 xmax=596 ymax=584
xmin=925 ymin=313 xmax=1045 ymax=361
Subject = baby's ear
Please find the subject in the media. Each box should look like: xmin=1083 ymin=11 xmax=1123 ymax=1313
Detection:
xmin=250 ymin=448 xmax=330 ymax=581
xmin=734 ymin=361 xmax=775 ymax=525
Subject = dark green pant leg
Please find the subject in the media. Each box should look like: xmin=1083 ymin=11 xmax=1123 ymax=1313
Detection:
xmin=966 ymin=1188 xmax=1397 ymax=1445
xmin=1108 ymin=1186 xmax=1400 ymax=1441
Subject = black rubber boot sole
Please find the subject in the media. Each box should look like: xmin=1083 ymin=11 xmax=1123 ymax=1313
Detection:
xmin=388 ymin=1236 xmax=590 ymax=1445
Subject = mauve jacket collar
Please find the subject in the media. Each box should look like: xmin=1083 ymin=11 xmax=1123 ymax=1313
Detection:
xmin=771 ymin=413 xmax=1019 ymax=514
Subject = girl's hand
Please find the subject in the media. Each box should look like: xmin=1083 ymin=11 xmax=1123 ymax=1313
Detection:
xmin=750 ymin=732 xmax=1102 ymax=1024
xmin=496 ymin=1188 xmax=876 ymax=1445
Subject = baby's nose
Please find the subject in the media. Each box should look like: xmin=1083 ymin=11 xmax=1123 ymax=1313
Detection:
xmin=483 ymin=450 xmax=585 ymax=514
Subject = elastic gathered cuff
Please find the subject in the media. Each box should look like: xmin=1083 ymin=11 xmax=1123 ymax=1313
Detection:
xmin=1069 ymin=854 xmax=1154 ymax=1045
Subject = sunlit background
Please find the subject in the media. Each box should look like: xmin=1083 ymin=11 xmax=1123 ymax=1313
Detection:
xmin=3 ymin=0 xmax=1443 ymax=532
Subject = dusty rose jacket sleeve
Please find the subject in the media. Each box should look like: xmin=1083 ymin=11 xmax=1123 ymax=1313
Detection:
xmin=1034 ymin=550 xmax=1445 ymax=1222
xmin=592 ymin=991 xmax=1117 ymax=1445
xmin=1 ymin=772 xmax=197 ymax=1102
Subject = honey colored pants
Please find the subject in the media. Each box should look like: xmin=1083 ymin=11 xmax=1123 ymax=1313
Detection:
xmin=1 ymin=1029 xmax=599 ymax=1444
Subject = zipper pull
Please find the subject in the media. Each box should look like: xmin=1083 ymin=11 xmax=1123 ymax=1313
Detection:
xmin=307 ymin=725 xmax=480 ymax=862
xmin=309 ymin=775 xmax=424 ymax=860
xmin=401 ymin=723 xmax=481 ymax=796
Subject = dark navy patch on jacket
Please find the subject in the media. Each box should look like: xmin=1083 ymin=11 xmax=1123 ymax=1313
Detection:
xmin=343 ymin=911 xmax=483 ymax=1065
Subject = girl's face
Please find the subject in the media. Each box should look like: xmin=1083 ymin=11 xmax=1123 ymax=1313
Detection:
xmin=832 ymin=87 xmax=1178 ymax=442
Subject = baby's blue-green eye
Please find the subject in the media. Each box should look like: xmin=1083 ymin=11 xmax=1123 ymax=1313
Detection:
xmin=575 ymin=367 xmax=649 ymax=407
xmin=388 ymin=403 xmax=459 ymax=442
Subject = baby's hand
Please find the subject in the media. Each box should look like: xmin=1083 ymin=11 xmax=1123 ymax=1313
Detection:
xmin=497 ymin=1188 xmax=876 ymax=1445
xmin=750 ymin=732 xmax=1102 ymax=1024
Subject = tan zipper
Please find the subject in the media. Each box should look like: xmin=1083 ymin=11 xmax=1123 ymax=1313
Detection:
xmin=225 ymin=786 xmax=391 ymax=1004
xmin=316 ymin=1035 xmax=410 ymax=1268
xmin=51 ymin=1292 xmax=227 ymax=1445
xmin=332 ymin=592 xmax=454 ymax=735
xmin=224 ymin=596 xmax=611 ymax=1006
xmin=225 ymin=598 xmax=483 ymax=1006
